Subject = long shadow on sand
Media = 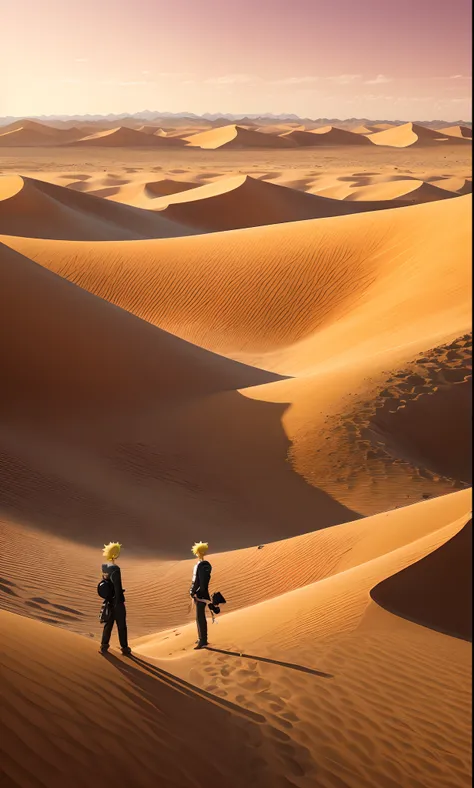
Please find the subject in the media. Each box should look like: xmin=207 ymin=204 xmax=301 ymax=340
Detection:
xmin=108 ymin=652 xmax=266 ymax=722
xmin=205 ymin=647 xmax=333 ymax=678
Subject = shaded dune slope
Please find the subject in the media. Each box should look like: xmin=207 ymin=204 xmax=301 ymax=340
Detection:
xmin=283 ymin=127 xmax=371 ymax=146
xmin=151 ymin=174 xmax=414 ymax=232
xmin=0 ymin=175 xmax=192 ymax=240
xmin=1 ymin=245 xmax=361 ymax=554
xmin=0 ymin=243 xmax=277 ymax=419
xmin=72 ymin=126 xmax=186 ymax=147
xmin=371 ymin=519 xmax=472 ymax=641
xmin=0 ymin=121 xmax=83 ymax=147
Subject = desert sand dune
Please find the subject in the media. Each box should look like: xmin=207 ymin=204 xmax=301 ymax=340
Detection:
xmin=0 ymin=124 xmax=83 ymax=147
xmin=0 ymin=118 xmax=60 ymax=136
xmin=0 ymin=175 xmax=192 ymax=239
xmin=8 ymin=195 xmax=469 ymax=364
xmin=185 ymin=124 xmax=296 ymax=149
xmin=3 ymin=197 xmax=470 ymax=520
xmin=1 ymin=495 xmax=471 ymax=788
xmin=342 ymin=178 xmax=457 ymax=202
xmin=1 ymin=488 xmax=470 ymax=637
xmin=130 ymin=492 xmax=471 ymax=788
xmin=283 ymin=127 xmax=371 ymax=146
xmin=440 ymin=124 xmax=472 ymax=139
xmin=72 ymin=126 xmax=186 ymax=147
xmin=0 ymin=118 xmax=472 ymax=788
xmin=106 ymin=177 xmax=200 ymax=207
xmin=370 ymin=121 xmax=471 ymax=147
xmin=1 ymin=610 xmax=292 ymax=788
xmin=0 ymin=242 xmax=277 ymax=419
xmin=147 ymin=174 xmax=417 ymax=231
xmin=134 ymin=491 xmax=471 ymax=656
xmin=137 ymin=125 xmax=168 ymax=135
xmin=371 ymin=518 xmax=472 ymax=640
xmin=351 ymin=125 xmax=375 ymax=134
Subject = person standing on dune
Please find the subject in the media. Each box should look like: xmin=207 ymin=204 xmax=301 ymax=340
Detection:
xmin=190 ymin=541 xmax=212 ymax=650
xmin=99 ymin=542 xmax=132 ymax=656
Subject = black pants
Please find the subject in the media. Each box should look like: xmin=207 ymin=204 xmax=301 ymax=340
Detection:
xmin=195 ymin=601 xmax=208 ymax=645
xmin=101 ymin=602 xmax=129 ymax=649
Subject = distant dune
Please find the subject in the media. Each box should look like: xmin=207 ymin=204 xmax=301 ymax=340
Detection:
xmin=343 ymin=179 xmax=457 ymax=203
xmin=441 ymin=125 xmax=472 ymax=139
xmin=0 ymin=175 xmax=192 ymax=240
xmin=283 ymin=126 xmax=372 ymax=146
xmin=149 ymin=174 xmax=417 ymax=231
xmin=0 ymin=123 xmax=83 ymax=147
xmin=370 ymin=122 xmax=471 ymax=148
xmin=184 ymin=124 xmax=296 ymax=149
xmin=72 ymin=126 xmax=186 ymax=147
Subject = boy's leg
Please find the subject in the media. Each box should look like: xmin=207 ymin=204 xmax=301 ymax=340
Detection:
xmin=196 ymin=601 xmax=208 ymax=645
xmin=114 ymin=603 xmax=130 ymax=651
xmin=100 ymin=608 xmax=115 ymax=650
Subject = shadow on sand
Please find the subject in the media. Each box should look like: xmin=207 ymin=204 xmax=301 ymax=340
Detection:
xmin=205 ymin=647 xmax=333 ymax=678
xmin=107 ymin=652 xmax=266 ymax=723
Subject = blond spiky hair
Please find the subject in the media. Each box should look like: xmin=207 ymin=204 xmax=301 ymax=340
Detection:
xmin=192 ymin=541 xmax=209 ymax=558
xmin=103 ymin=542 xmax=122 ymax=560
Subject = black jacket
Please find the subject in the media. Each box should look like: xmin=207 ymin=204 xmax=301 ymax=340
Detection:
xmin=190 ymin=560 xmax=212 ymax=601
xmin=102 ymin=563 xmax=125 ymax=605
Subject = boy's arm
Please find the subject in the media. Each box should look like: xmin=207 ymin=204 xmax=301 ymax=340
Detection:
xmin=196 ymin=563 xmax=211 ymax=599
xmin=110 ymin=567 xmax=123 ymax=605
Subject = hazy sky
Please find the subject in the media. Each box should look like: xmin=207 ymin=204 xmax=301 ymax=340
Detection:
xmin=2 ymin=0 xmax=471 ymax=119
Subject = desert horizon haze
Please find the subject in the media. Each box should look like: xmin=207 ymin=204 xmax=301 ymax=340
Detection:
xmin=2 ymin=0 xmax=472 ymax=120
xmin=0 ymin=1 xmax=472 ymax=788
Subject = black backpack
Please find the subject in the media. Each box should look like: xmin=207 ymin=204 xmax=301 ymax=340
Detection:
xmin=97 ymin=578 xmax=114 ymax=601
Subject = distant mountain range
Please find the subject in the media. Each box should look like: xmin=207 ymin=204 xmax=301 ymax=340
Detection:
xmin=0 ymin=112 xmax=471 ymax=129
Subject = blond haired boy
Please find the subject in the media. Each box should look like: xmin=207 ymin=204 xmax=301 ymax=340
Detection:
xmin=99 ymin=542 xmax=131 ymax=656
xmin=189 ymin=541 xmax=212 ymax=649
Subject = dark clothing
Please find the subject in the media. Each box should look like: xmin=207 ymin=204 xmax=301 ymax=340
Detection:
xmin=190 ymin=560 xmax=212 ymax=646
xmin=195 ymin=601 xmax=208 ymax=645
xmin=100 ymin=563 xmax=128 ymax=649
xmin=189 ymin=560 xmax=212 ymax=601
xmin=101 ymin=601 xmax=129 ymax=649
xmin=102 ymin=563 xmax=125 ymax=605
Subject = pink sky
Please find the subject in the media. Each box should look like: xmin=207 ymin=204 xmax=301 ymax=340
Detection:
xmin=2 ymin=0 xmax=471 ymax=119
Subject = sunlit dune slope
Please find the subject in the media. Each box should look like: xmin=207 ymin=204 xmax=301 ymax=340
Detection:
xmin=370 ymin=122 xmax=471 ymax=147
xmin=3 ymin=197 xmax=470 ymax=522
xmin=0 ymin=175 xmax=192 ymax=239
xmin=1 ymin=490 xmax=470 ymax=639
xmin=134 ymin=490 xmax=471 ymax=657
xmin=8 ymin=195 xmax=470 ymax=364
xmin=106 ymin=178 xmax=202 ymax=208
xmin=184 ymin=124 xmax=296 ymax=149
xmin=343 ymin=179 xmax=457 ymax=202
xmin=440 ymin=125 xmax=472 ymax=139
